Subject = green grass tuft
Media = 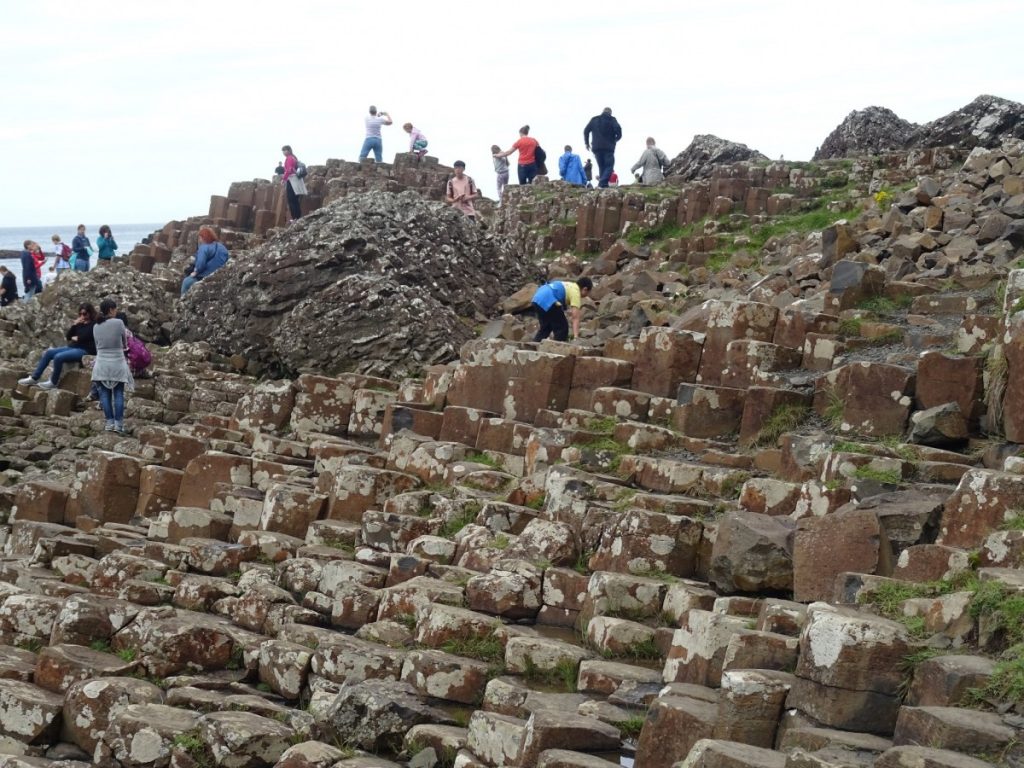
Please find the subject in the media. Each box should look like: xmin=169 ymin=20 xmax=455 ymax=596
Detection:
xmin=852 ymin=465 xmax=902 ymax=485
xmin=616 ymin=715 xmax=647 ymax=739
xmin=440 ymin=633 xmax=504 ymax=663
xmin=754 ymin=404 xmax=810 ymax=446
xmin=440 ymin=502 xmax=481 ymax=538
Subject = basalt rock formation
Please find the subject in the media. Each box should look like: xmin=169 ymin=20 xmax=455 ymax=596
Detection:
xmin=0 ymin=131 xmax=1023 ymax=768
xmin=665 ymin=134 xmax=769 ymax=181
xmin=174 ymin=190 xmax=534 ymax=378
xmin=815 ymin=94 xmax=1024 ymax=160
xmin=812 ymin=106 xmax=917 ymax=160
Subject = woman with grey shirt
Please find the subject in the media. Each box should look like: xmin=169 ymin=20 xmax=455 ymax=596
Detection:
xmin=91 ymin=298 xmax=134 ymax=433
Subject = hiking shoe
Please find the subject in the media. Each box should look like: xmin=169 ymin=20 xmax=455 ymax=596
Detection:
xmin=104 ymin=422 xmax=116 ymax=432
xmin=115 ymin=424 xmax=128 ymax=435
xmin=38 ymin=381 xmax=56 ymax=390
xmin=17 ymin=376 xmax=37 ymax=387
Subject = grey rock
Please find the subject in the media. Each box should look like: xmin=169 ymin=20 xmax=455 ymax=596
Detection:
xmin=665 ymin=134 xmax=768 ymax=181
xmin=814 ymin=106 xmax=917 ymax=160
xmin=905 ymin=94 xmax=1024 ymax=151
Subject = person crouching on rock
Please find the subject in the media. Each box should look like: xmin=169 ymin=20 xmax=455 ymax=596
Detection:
xmin=18 ymin=303 xmax=98 ymax=390
xmin=92 ymin=298 xmax=134 ymax=434
xmin=530 ymin=277 xmax=593 ymax=342
xmin=181 ymin=226 xmax=229 ymax=296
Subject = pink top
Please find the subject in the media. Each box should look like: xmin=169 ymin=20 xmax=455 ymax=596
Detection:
xmin=409 ymin=127 xmax=426 ymax=149
xmin=282 ymin=154 xmax=297 ymax=182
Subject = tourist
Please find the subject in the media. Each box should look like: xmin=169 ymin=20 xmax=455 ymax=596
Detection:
xmin=30 ymin=242 xmax=46 ymax=282
xmin=583 ymin=107 xmax=622 ymax=188
xmin=181 ymin=226 xmax=229 ymax=296
xmin=403 ymin=123 xmax=428 ymax=159
xmin=91 ymin=298 xmax=133 ymax=433
xmin=491 ymin=144 xmax=510 ymax=203
xmin=71 ymin=225 xmax=92 ymax=272
xmin=96 ymin=225 xmax=117 ymax=263
xmin=558 ymin=145 xmax=587 ymax=186
xmin=280 ymin=145 xmax=307 ymax=221
xmin=20 ymin=241 xmax=41 ymax=298
xmin=18 ymin=303 xmax=98 ymax=390
xmin=445 ymin=161 xmax=479 ymax=219
xmin=530 ymin=277 xmax=594 ymax=342
xmin=583 ymin=158 xmax=594 ymax=188
xmin=359 ymin=105 xmax=392 ymax=163
xmin=631 ymin=137 xmax=670 ymax=184
xmin=51 ymin=235 xmax=72 ymax=273
xmin=0 ymin=266 xmax=19 ymax=306
xmin=494 ymin=125 xmax=540 ymax=186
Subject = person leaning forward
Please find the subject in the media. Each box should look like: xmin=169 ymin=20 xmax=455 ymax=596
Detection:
xmin=531 ymin=277 xmax=593 ymax=342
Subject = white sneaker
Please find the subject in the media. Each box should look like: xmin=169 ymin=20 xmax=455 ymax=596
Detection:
xmin=17 ymin=376 xmax=37 ymax=387
xmin=38 ymin=381 xmax=56 ymax=390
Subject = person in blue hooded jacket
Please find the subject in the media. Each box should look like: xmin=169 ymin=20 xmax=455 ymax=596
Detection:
xmin=531 ymin=276 xmax=593 ymax=342
xmin=558 ymin=145 xmax=587 ymax=186
xmin=180 ymin=226 xmax=229 ymax=296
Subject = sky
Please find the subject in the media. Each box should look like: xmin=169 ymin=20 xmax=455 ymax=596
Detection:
xmin=3 ymin=0 xmax=1022 ymax=227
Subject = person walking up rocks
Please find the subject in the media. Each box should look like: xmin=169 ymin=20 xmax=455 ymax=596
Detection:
xmin=530 ymin=277 xmax=593 ymax=342
xmin=359 ymin=105 xmax=392 ymax=162
xmin=583 ymin=107 xmax=622 ymax=188
xmin=559 ymin=145 xmax=587 ymax=186
xmin=631 ymin=137 xmax=670 ymax=184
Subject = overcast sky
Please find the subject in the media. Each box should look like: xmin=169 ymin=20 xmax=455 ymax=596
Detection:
xmin=4 ymin=0 xmax=1021 ymax=226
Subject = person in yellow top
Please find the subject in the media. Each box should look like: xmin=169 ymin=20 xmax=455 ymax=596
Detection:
xmin=530 ymin=277 xmax=593 ymax=342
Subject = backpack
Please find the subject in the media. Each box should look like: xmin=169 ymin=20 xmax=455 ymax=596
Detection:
xmin=295 ymin=161 xmax=308 ymax=179
xmin=125 ymin=333 xmax=152 ymax=376
xmin=535 ymin=144 xmax=547 ymax=164
xmin=59 ymin=243 xmax=72 ymax=260
xmin=446 ymin=175 xmax=477 ymax=199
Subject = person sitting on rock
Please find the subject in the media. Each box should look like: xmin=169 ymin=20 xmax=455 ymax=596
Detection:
xmin=445 ymin=161 xmax=479 ymax=218
xmin=181 ymin=226 xmax=229 ymax=296
xmin=0 ymin=266 xmax=19 ymax=306
xmin=19 ymin=303 xmax=98 ymax=390
xmin=530 ymin=277 xmax=593 ymax=342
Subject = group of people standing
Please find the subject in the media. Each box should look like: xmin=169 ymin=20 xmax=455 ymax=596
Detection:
xmin=1 ymin=225 xmax=119 ymax=306
xmin=18 ymin=297 xmax=139 ymax=434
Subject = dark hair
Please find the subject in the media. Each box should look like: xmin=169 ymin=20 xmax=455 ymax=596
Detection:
xmin=78 ymin=303 xmax=97 ymax=321
xmin=453 ymin=160 xmax=466 ymax=168
xmin=564 ymin=145 xmax=572 ymax=152
xmin=519 ymin=125 xmax=530 ymax=135
xmin=281 ymin=145 xmax=292 ymax=153
xmin=99 ymin=225 xmax=111 ymax=237
xmin=577 ymin=277 xmax=594 ymax=291
xmin=97 ymin=298 xmax=117 ymax=323
xmin=369 ymin=105 xmax=377 ymax=115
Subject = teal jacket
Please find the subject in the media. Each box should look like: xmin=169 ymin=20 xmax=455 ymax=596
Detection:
xmin=97 ymin=235 xmax=118 ymax=260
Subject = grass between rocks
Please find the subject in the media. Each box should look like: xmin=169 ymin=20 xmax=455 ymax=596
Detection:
xmin=852 ymin=465 xmax=902 ymax=485
xmin=1001 ymin=512 xmax=1024 ymax=531
xmin=754 ymin=404 xmax=811 ymax=446
xmin=576 ymin=437 xmax=629 ymax=474
xmin=465 ymin=451 xmax=501 ymax=470
xmin=625 ymin=221 xmax=693 ymax=247
xmin=856 ymin=295 xmax=914 ymax=314
xmin=522 ymin=657 xmax=578 ymax=692
xmin=616 ymin=715 xmax=646 ymax=739
xmin=172 ymin=729 xmax=209 ymax=767
xmin=823 ymin=388 xmax=844 ymax=431
xmin=440 ymin=633 xmax=504 ymax=663
xmin=439 ymin=502 xmax=481 ymax=538
xmin=600 ymin=637 xmax=661 ymax=662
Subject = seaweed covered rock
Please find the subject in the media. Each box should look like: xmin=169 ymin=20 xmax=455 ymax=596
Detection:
xmin=175 ymin=190 xmax=534 ymax=378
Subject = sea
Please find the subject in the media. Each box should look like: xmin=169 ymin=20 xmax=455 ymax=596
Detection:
xmin=0 ymin=223 xmax=163 ymax=284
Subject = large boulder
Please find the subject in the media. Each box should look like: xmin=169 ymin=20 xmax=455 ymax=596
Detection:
xmin=904 ymin=94 xmax=1024 ymax=151
xmin=665 ymin=135 xmax=768 ymax=181
xmin=175 ymin=190 xmax=534 ymax=378
xmin=813 ymin=106 xmax=917 ymax=160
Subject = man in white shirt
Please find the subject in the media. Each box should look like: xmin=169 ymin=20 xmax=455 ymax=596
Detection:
xmin=359 ymin=105 xmax=392 ymax=163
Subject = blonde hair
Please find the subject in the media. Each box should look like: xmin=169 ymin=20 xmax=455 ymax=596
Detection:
xmin=51 ymin=234 xmax=61 ymax=243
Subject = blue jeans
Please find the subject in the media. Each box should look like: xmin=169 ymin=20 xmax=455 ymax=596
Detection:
xmin=359 ymin=136 xmax=383 ymax=162
xmin=74 ymin=257 xmax=90 ymax=272
xmin=594 ymin=149 xmax=615 ymax=187
xmin=97 ymin=382 xmax=125 ymax=423
xmin=181 ymin=276 xmax=199 ymax=296
xmin=22 ymin=284 xmax=41 ymax=299
xmin=33 ymin=346 xmax=85 ymax=384
xmin=518 ymin=163 xmax=538 ymax=185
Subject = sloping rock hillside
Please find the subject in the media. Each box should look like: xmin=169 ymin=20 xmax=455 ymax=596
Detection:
xmin=174 ymin=190 xmax=535 ymax=378
xmin=906 ymin=93 xmax=1024 ymax=151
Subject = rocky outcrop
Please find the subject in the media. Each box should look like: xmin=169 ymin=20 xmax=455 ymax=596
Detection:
xmin=813 ymin=106 xmax=917 ymax=160
xmin=665 ymin=134 xmax=769 ymax=181
xmin=174 ymin=190 xmax=535 ymax=378
xmin=906 ymin=94 xmax=1024 ymax=151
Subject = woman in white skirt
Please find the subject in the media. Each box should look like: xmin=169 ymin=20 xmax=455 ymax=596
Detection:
xmin=91 ymin=297 xmax=134 ymax=434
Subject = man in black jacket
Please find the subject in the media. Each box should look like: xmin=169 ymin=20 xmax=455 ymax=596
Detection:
xmin=583 ymin=107 xmax=622 ymax=189
xmin=19 ymin=241 xmax=41 ymax=299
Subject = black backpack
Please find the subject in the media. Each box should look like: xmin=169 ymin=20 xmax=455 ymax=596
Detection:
xmin=535 ymin=144 xmax=547 ymax=164
xmin=295 ymin=161 xmax=308 ymax=179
